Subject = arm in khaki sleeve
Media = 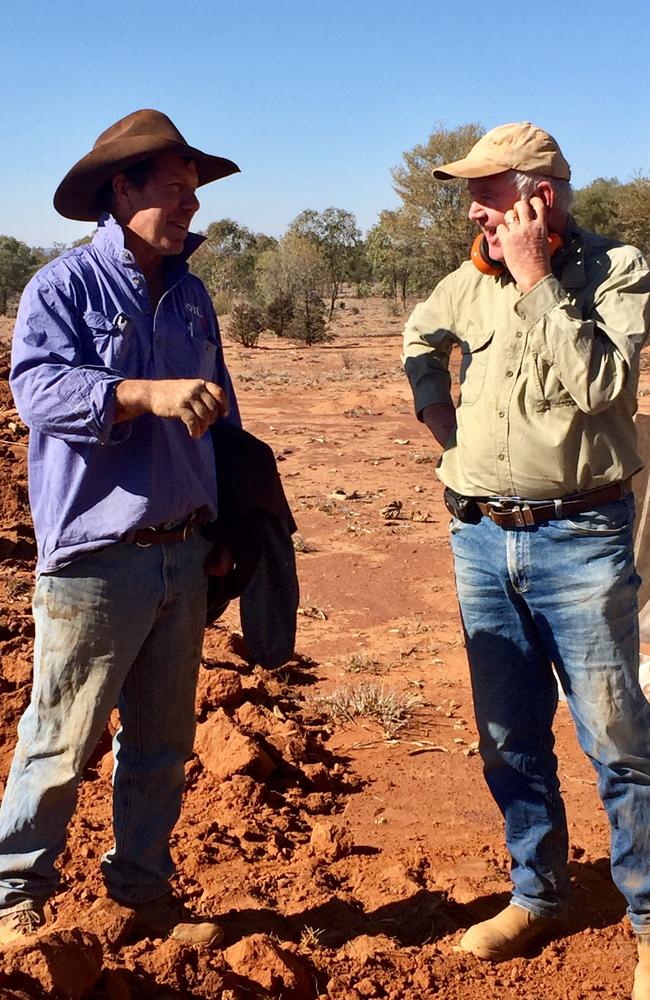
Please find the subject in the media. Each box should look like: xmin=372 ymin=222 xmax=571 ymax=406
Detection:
xmin=515 ymin=250 xmax=650 ymax=415
xmin=402 ymin=275 xmax=458 ymax=419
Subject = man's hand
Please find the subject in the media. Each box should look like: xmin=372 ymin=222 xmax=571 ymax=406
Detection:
xmin=115 ymin=379 xmax=229 ymax=438
xmin=496 ymin=196 xmax=552 ymax=293
xmin=421 ymin=402 xmax=457 ymax=448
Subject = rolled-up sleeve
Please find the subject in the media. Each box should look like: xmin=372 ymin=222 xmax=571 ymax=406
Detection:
xmin=10 ymin=273 xmax=130 ymax=445
xmin=401 ymin=276 xmax=457 ymax=418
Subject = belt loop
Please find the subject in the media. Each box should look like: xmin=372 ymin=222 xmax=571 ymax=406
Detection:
xmin=553 ymin=498 xmax=563 ymax=518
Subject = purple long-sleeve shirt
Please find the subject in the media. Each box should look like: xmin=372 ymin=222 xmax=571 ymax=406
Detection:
xmin=10 ymin=214 xmax=240 ymax=574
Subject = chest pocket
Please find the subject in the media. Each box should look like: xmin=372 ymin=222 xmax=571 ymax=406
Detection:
xmin=184 ymin=319 xmax=218 ymax=380
xmin=82 ymin=310 xmax=133 ymax=372
xmin=529 ymin=351 xmax=577 ymax=412
xmin=459 ymin=329 xmax=494 ymax=406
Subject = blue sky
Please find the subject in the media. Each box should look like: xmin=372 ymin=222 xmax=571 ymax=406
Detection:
xmin=1 ymin=0 xmax=648 ymax=247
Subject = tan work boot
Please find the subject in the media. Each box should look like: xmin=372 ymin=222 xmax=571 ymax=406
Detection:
xmin=460 ymin=903 xmax=559 ymax=961
xmin=633 ymin=937 xmax=650 ymax=1000
xmin=0 ymin=906 xmax=45 ymax=946
xmin=129 ymin=892 xmax=223 ymax=946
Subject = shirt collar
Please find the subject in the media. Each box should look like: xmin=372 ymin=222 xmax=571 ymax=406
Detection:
xmin=92 ymin=213 xmax=205 ymax=275
xmin=552 ymin=216 xmax=587 ymax=289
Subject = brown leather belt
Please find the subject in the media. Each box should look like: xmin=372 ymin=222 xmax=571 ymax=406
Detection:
xmin=474 ymin=479 xmax=631 ymax=529
xmin=129 ymin=512 xmax=200 ymax=547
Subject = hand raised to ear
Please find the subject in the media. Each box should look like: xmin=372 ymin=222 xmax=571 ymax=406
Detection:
xmin=497 ymin=196 xmax=552 ymax=293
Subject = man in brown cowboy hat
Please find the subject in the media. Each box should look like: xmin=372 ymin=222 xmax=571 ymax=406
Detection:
xmin=0 ymin=109 xmax=240 ymax=945
xmin=402 ymin=122 xmax=650 ymax=999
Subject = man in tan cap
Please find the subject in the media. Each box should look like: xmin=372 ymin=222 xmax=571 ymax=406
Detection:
xmin=0 ymin=110 xmax=240 ymax=946
xmin=402 ymin=122 xmax=650 ymax=998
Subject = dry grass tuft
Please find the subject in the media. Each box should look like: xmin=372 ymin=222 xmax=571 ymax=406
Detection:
xmin=314 ymin=683 xmax=422 ymax=738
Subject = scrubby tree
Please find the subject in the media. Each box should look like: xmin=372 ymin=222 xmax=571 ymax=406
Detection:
xmin=346 ymin=240 xmax=373 ymax=296
xmin=228 ymin=301 xmax=265 ymax=347
xmin=616 ymin=175 xmax=650 ymax=257
xmin=265 ymin=292 xmax=294 ymax=337
xmin=572 ymin=177 xmax=621 ymax=237
xmin=287 ymin=290 xmax=329 ymax=346
xmin=0 ymin=236 xmax=38 ymax=314
xmin=287 ymin=207 xmax=360 ymax=319
xmin=191 ymin=219 xmax=277 ymax=306
xmin=366 ymin=208 xmax=427 ymax=309
xmin=392 ymin=122 xmax=484 ymax=284
xmin=256 ymin=233 xmax=331 ymax=345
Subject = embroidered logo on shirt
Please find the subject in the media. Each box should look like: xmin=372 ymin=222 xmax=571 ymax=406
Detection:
xmin=186 ymin=303 xmax=203 ymax=318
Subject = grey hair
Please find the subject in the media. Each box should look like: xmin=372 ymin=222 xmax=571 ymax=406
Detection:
xmin=506 ymin=169 xmax=574 ymax=215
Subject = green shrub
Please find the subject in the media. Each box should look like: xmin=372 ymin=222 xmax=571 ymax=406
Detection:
xmin=266 ymin=293 xmax=295 ymax=337
xmin=286 ymin=293 xmax=332 ymax=346
xmin=228 ymin=301 xmax=265 ymax=347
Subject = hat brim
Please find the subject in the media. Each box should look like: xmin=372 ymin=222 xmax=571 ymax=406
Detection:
xmin=432 ymin=157 xmax=511 ymax=180
xmin=54 ymin=136 xmax=240 ymax=221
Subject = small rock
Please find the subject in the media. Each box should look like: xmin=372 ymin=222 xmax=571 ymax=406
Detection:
xmin=2 ymin=928 xmax=103 ymax=999
xmin=196 ymin=667 xmax=244 ymax=715
xmin=354 ymin=978 xmax=380 ymax=998
xmin=342 ymin=934 xmax=399 ymax=966
xmin=301 ymin=762 xmax=332 ymax=791
xmin=309 ymin=820 xmax=354 ymax=862
xmin=78 ymin=896 xmax=135 ymax=951
xmin=224 ymin=933 xmax=313 ymax=999
xmin=194 ymin=709 xmax=275 ymax=781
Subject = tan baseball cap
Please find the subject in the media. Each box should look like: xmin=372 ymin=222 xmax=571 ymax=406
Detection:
xmin=433 ymin=122 xmax=571 ymax=181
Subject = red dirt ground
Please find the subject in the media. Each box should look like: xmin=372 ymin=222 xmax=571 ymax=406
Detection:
xmin=0 ymin=302 xmax=646 ymax=999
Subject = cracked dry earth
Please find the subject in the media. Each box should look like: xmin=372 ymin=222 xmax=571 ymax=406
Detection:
xmin=0 ymin=302 xmax=646 ymax=999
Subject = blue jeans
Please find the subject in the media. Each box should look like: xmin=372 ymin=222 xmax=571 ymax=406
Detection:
xmin=0 ymin=533 xmax=213 ymax=912
xmin=449 ymin=496 xmax=650 ymax=935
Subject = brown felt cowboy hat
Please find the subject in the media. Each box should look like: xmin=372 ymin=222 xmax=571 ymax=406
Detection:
xmin=54 ymin=109 xmax=240 ymax=222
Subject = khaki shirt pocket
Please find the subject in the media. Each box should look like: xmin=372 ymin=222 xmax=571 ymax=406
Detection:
xmin=459 ymin=328 xmax=494 ymax=406
xmin=529 ymin=351 xmax=577 ymax=412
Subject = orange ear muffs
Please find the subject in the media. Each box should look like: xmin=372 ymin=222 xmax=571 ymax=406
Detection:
xmin=471 ymin=232 xmax=563 ymax=276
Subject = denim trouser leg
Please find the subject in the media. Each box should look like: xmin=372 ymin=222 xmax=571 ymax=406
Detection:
xmin=450 ymin=497 xmax=650 ymax=933
xmin=451 ymin=514 xmax=570 ymax=917
xmin=0 ymin=534 xmax=211 ymax=913
xmin=102 ymin=539 xmax=210 ymax=904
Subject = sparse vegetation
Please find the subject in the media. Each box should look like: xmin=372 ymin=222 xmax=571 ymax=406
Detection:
xmin=228 ymin=301 xmax=265 ymax=347
xmin=342 ymin=652 xmax=382 ymax=674
xmin=314 ymin=683 xmax=422 ymax=738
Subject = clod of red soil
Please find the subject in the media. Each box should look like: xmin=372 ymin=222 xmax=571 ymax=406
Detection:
xmin=129 ymin=938 xmax=229 ymax=996
xmin=0 ymin=928 xmax=103 ymax=998
xmin=194 ymin=707 xmax=275 ymax=781
xmin=236 ymin=701 xmax=308 ymax=762
xmin=308 ymin=819 xmax=354 ymax=862
xmin=224 ymin=933 xmax=314 ymax=999
xmin=75 ymin=896 xmax=136 ymax=952
xmin=341 ymin=934 xmax=400 ymax=965
xmin=301 ymin=761 xmax=332 ymax=791
xmin=195 ymin=665 xmax=245 ymax=718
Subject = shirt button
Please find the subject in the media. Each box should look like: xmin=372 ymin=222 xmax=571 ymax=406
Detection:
xmin=506 ymin=370 xmax=513 ymax=378
xmin=498 ymin=453 xmax=505 ymax=461
xmin=498 ymin=411 xmax=505 ymax=418
xmin=516 ymin=331 xmax=523 ymax=339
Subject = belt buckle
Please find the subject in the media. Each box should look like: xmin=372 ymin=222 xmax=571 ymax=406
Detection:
xmin=488 ymin=500 xmax=535 ymax=527
xmin=135 ymin=527 xmax=156 ymax=548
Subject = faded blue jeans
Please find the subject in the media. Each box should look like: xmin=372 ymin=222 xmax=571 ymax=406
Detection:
xmin=449 ymin=495 xmax=650 ymax=935
xmin=0 ymin=532 xmax=213 ymax=913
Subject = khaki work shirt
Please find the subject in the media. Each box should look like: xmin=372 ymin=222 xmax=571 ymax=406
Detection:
xmin=402 ymin=224 xmax=650 ymax=500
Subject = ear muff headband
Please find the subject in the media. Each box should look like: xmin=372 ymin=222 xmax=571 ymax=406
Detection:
xmin=471 ymin=232 xmax=563 ymax=276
